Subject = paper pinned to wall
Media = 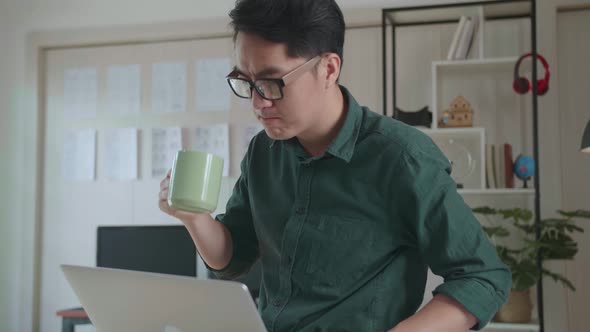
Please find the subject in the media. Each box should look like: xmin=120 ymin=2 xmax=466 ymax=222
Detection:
xmin=106 ymin=64 xmax=141 ymax=115
xmin=103 ymin=128 xmax=138 ymax=181
xmin=64 ymin=68 xmax=98 ymax=119
xmin=152 ymin=62 xmax=187 ymax=113
xmin=62 ymin=128 xmax=96 ymax=181
xmin=242 ymin=124 xmax=264 ymax=157
xmin=195 ymin=58 xmax=231 ymax=112
xmin=151 ymin=127 xmax=183 ymax=178
xmin=190 ymin=123 xmax=230 ymax=176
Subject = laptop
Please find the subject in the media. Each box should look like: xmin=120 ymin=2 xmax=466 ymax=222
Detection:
xmin=61 ymin=264 xmax=268 ymax=332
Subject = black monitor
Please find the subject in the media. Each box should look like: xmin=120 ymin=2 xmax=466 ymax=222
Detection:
xmin=96 ymin=225 xmax=196 ymax=277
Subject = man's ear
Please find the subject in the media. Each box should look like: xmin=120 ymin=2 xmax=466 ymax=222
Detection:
xmin=322 ymin=53 xmax=341 ymax=88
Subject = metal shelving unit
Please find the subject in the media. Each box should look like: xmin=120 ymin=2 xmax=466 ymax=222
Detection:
xmin=381 ymin=1 xmax=543 ymax=331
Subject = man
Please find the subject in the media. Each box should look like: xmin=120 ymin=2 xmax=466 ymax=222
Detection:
xmin=159 ymin=0 xmax=511 ymax=331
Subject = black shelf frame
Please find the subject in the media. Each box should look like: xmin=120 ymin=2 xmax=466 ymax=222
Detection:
xmin=381 ymin=1 xmax=543 ymax=331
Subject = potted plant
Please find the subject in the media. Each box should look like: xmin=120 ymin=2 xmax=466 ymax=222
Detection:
xmin=472 ymin=207 xmax=590 ymax=323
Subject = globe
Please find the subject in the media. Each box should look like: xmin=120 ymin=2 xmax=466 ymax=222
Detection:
xmin=514 ymin=154 xmax=535 ymax=188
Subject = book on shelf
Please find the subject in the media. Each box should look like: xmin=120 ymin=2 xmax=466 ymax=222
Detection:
xmin=503 ymin=143 xmax=514 ymax=188
xmin=486 ymin=143 xmax=515 ymax=189
xmin=485 ymin=144 xmax=496 ymax=189
xmin=447 ymin=16 xmax=467 ymax=60
xmin=447 ymin=15 xmax=479 ymax=60
xmin=464 ymin=15 xmax=479 ymax=59
xmin=496 ymin=143 xmax=505 ymax=189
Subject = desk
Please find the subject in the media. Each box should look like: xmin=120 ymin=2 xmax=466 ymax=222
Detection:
xmin=56 ymin=308 xmax=91 ymax=332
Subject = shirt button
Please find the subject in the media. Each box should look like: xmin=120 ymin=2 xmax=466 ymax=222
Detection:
xmin=272 ymin=299 xmax=284 ymax=307
xmin=295 ymin=207 xmax=305 ymax=215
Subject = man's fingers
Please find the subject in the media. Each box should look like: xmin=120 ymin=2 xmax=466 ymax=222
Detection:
xmin=160 ymin=177 xmax=169 ymax=190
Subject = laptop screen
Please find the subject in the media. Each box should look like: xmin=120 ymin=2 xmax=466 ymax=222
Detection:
xmin=96 ymin=225 xmax=197 ymax=277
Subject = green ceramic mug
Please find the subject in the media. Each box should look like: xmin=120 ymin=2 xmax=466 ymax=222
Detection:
xmin=167 ymin=150 xmax=224 ymax=214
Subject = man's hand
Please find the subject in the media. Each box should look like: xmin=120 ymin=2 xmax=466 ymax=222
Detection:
xmin=159 ymin=169 xmax=203 ymax=223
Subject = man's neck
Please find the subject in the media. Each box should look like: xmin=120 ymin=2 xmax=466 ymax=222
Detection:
xmin=297 ymin=87 xmax=347 ymax=157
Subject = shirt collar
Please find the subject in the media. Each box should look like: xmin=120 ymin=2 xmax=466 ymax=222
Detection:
xmin=269 ymin=85 xmax=362 ymax=163
xmin=325 ymin=85 xmax=362 ymax=163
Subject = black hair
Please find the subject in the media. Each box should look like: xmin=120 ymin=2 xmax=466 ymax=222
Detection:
xmin=229 ymin=0 xmax=345 ymax=65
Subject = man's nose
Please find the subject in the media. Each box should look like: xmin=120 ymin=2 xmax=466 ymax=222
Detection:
xmin=251 ymin=88 xmax=273 ymax=110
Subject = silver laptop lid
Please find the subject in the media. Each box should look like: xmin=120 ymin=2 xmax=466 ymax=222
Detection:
xmin=61 ymin=264 xmax=267 ymax=332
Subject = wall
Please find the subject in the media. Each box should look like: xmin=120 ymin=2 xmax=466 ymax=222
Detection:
xmin=1 ymin=0 xmax=589 ymax=331
xmin=535 ymin=2 xmax=590 ymax=331
xmin=556 ymin=8 xmax=590 ymax=332
xmin=0 ymin=3 xmax=23 ymax=332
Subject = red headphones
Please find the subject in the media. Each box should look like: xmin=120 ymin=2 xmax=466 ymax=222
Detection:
xmin=513 ymin=53 xmax=551 ymax=95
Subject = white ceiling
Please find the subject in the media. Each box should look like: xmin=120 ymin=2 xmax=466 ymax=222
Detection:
xmin=338 ymin=0 xmax=483 ymax=9
xmin=2 ymin=0 xmax=496 ymax=30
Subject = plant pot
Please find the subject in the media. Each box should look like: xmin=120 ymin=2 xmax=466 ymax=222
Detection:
xmin=494 ymin=289 xmax=532 ymax=323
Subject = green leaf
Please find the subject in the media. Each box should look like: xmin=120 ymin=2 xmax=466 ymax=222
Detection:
xmin=482 ymin=226 xmax=510 ymax=238
xmin=511 ymin=260 xmax=540 ymax=291
xmin=564 ymin=224 xmax=585 ymax=233
xmin=541 ymin=268 xmax=576 ymax=291
xmin=496 ymin=246 xmax=521 ymax=268
xmin=473 ymin=207 xmax=497 ymax=215
xmin=513 ymin=223 xmax=536 ymax=234
xmin=525 ymin=236 xmax=578 ymax=260
xmin=499 ymin=208 xmax=533 ymax=223
xmin=557 ymin=210 xmax=590 ymax=219
xmin=541 ymin=218 xmax=584 ymax=230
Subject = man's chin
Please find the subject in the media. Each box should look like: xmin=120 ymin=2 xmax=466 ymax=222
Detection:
xmin=263 ymin=127 xmax=295 ymax=141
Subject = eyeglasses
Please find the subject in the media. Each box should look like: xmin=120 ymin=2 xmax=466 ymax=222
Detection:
xmin=226 ymin=56 xmax=321 ymax=101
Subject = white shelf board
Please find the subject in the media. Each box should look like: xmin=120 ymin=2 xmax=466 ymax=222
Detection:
xmin=420 ymin=127 xmax=485 ymax=135
xmin=384 ymin=1 xmax=531 ymax=25
xmin=482 ymin=2 xmax=532 ymax=20
xmin=384 ymin=5 xmax=481 ymax=25
xmin=485 ymin=321 xmax=539 ymax=331
xmin=432 ymin=56 xmax=519 ymax=69
xmin=458 ymin=189 xmax=535 ymax=195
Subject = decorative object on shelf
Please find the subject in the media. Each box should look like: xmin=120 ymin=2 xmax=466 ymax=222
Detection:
xmin=393 ymin=106 xmax=432 ymax=128
xmin=436 ymin=138 xmax=475 ymax=189
xmin=473 ymin=207 xmax=590 ymax=323
xmin=581 ymin=119 xmax=590 ymax=154
xmin=513 ymin=53 xmax=551 ymax=96
xmin=438 ymin=96 xmax=474 ymax=128
xmin=513 ymin=154 xmax=535 ymax=188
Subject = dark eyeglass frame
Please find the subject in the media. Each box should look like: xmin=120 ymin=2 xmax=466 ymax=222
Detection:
xmin=226 ymin=56 xmax=321 ymax=101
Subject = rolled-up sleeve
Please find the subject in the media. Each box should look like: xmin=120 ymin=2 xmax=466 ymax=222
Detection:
xmin=398 ymin=147 xmax=512 ymax=330
xmin=208 ymin=145 xmax=259 ymax=280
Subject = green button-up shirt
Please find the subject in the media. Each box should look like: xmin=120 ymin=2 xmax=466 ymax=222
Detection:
xmin=212 ymin=86 xmax=511 ymax=332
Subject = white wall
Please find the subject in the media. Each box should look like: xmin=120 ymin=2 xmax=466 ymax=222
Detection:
xmin=536 ymin=3 xmax=590 ymax=331
xmin=1 ymin=0 xmax=589 ymax=331
xmin=0 ymin=2 xmax=245 ymax=331
xmin=1 ymin=3 xmax=24 ymax=332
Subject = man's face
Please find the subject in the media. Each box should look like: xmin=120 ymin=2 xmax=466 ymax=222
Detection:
xmin=234 ymin=32 xmax=325 ymax=140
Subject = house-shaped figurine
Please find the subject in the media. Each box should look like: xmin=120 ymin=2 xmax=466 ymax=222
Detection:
xmin=439 ymin=95 xmax=474 ymax=128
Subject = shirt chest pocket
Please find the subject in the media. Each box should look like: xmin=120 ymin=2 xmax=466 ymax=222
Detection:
xmin=303 ymin=214 xmax=375 ymax=289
